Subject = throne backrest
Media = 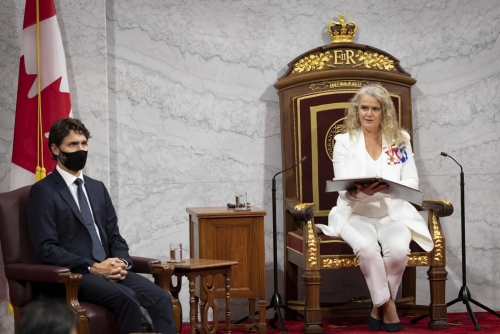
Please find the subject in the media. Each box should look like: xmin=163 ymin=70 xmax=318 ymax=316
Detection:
xmin=275 ymin=43 xmax=416 ymax=226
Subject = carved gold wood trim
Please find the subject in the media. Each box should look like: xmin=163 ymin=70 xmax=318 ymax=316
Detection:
xmin=310 ymin=80 xmax=365 ymax=90
xmin=291 ymin=49 xmax=397 ymax=74
xmin=322 ymin=257 xmax=359 ymax=268
xmin=306 ymin=221 xmax=318 ymax=268
xmin=407 ymin=253 xmax=430 ymax=266
xmin=321 ymin=252 xmax=433 ymax=268
xmin=353 ymin=50 xmax=395 ymax=71
xmin=425 ymin=198 xmax=452 ymax=206
xmin=294 ymin=203 xmax=314 ymax=211
xmin=431 ymin=214 xmax=445 ymax=265
xmin=292 ymin=52 xmax=334 ymax=74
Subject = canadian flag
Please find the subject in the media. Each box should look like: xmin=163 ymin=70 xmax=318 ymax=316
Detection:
xmin=11 ymin=0 xmax=71 ymax=190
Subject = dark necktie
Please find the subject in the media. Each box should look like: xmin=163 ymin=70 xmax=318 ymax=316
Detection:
xmin=74 ymin=179 xmax=106 ymax=262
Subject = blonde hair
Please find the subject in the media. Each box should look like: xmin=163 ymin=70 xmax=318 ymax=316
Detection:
xmin=344 ymin=84 xmax=408 ymax=146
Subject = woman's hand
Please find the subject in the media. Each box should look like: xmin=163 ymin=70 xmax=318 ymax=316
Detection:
xmin=354 ymin=181 xmax=389 ymax=196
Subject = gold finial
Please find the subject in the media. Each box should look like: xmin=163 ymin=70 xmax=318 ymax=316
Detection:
xmin=327 ymin=13 xmax=357 ymax=43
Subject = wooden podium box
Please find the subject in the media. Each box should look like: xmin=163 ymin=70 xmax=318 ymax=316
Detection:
xmin=187 ymin=206 xmax=266 ymax=300
xmin=187 ymin=206 xmax=267 ymax=332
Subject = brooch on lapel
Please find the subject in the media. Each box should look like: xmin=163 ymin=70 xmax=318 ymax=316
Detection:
xmin=383 ymin=144 xmax=408 ymax=165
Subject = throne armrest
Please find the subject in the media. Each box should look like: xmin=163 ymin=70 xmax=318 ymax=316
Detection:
xmin=131 ymin=256 xmax=161 ymax=274
xmin=284 ymin=197 xmax=316 ymax=222
xmin=421 ymin=199 xmax=454 ymax=217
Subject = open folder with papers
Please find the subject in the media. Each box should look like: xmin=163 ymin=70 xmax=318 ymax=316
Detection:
xmin=325 ymin=176 xmax=424 ymax=205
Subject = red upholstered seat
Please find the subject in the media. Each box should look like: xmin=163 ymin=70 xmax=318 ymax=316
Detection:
xmin=287 ymin=229 xmax=426 ymax=255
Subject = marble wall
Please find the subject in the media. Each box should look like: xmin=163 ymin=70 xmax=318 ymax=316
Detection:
xmin=1 ymin=0 xmax=500 ymax=330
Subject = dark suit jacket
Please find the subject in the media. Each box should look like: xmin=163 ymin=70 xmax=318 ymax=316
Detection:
xmin=27 ymin=169 xmax=132 ymax=272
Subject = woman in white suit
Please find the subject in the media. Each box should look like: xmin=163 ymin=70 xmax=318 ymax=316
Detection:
xmin=316 ymin=85 xmax=433 ymax=332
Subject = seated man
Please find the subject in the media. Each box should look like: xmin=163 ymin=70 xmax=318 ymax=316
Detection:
xmin=27 ymin=118 xmax=176 ymax=334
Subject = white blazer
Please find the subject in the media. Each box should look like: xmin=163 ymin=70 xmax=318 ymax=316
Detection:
xmin=316 ymin=130 xmax=434 ymax=252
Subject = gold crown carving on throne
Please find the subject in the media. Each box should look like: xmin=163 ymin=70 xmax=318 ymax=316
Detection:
xmin=327 ymin=13 xmax=357 ymax=43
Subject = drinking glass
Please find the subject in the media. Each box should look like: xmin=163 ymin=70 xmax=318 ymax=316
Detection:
xmin=169 ymin=242 xmax=182 ymax=262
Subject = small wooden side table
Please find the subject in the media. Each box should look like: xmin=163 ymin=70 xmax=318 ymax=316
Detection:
xmin=166 ymin=258 xmax=238 ymax=334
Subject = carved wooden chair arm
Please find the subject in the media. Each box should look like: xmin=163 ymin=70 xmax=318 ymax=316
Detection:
xmin=284 ymin=197 xmax=316 ymax=222
xmin=5 ymin=263 xmax=87 ymax=333
xmin=421 ymin=199 xmax=454 ymax=217
xmin=59 ymin=272 xmax=87 ymax=333
xmin=4 ymin=263 xmax=70 ymax=283
xmin=130 ymin=256 xmax=161 ymax=274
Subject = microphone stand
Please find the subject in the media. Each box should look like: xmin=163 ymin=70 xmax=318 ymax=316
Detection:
xmin=440 ymin=152 xmax=500 ymax=330
xmin=267 ymin=156 xmax=306 ymax=334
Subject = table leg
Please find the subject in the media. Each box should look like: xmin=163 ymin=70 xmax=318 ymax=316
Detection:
xmin=248 ymin=298 xmax=256 ymax=325
xmin=201 ymin=275 xmax=217 ymax=334
xmin=258 ymin=299 xmax=267 ymax=333
xmin=225 ymin=269 xmax=231 ymax=334
xmin=171 ymin=275 xmax=183 ymax=333
xmin=189 ymin=276 xmax=196 ymax=334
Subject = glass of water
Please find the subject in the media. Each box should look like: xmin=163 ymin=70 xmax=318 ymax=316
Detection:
xmin=169 ymin=242 xmax=182 ymax=262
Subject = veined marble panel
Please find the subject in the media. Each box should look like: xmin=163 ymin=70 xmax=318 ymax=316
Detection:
xmin=2 ymin=0 xmax=500 ymax=328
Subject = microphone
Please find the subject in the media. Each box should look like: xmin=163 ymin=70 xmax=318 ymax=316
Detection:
xmin=273 ymin=156 xmax=307 ymax=181
xmin=102 ymin=274 xmax=155 ymax=332
xmin=440 ymin=151 xmax=463 ymax=172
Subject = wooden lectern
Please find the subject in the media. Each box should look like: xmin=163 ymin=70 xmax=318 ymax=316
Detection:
xmin=187 ymin=206 xmax=267 ymax=333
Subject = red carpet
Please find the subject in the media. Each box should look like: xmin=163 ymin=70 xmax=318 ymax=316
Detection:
xmin=181 ymin=313 xmax=500 ymax=333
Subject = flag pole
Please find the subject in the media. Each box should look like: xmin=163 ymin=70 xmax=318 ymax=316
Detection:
xmin=35 ymin=0 xmax=46 ymax=181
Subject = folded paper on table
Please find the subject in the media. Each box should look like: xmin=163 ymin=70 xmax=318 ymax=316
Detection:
xmin=325 ymin=176 xmax=424 ymax=205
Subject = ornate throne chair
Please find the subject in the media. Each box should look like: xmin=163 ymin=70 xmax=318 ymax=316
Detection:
xmin=274 ymin=14 xmax=453 ymax=333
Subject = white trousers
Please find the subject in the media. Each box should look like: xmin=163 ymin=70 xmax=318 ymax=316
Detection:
xmin=339 ymin=214 xmax=412 ymax=307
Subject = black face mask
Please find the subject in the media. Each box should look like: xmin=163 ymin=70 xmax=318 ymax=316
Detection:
xmin=58 ymin=149 xmax=88 ymax=171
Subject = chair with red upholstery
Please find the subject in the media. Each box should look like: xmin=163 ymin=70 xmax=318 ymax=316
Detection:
xmin=0 ymin=185 xmax=180 ymax=334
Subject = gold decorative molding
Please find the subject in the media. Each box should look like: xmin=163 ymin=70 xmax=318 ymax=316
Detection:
xmin=327 ymin=14 xmax=357 ymax=43
xmin=310 ymin=80 xmax=365 ymax=90
xmin=353 ymin=50 xmax=395 ymax=71
xmin=431 ymin=215 xmax=445 ymax=264
xmin=425 ymin=198 xmax=452 ymax=206
xmin=294 ymin=203 xmax=314 ymax=211
xmin=292 ymin=49 xmax=397 ymax=74
xmin=322 ymin=257 xmax=358 ymax=268
xmin=292 ymin=52 xmax=334 ymax=74
xmin=407 ymin=254 xmax=430 ymax=266
xmin=306 ymin=221 xmax=318 ymax=268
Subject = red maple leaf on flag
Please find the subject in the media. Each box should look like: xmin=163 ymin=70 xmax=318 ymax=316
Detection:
xmin=12 ymin=56 xmax=71 ymax=175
